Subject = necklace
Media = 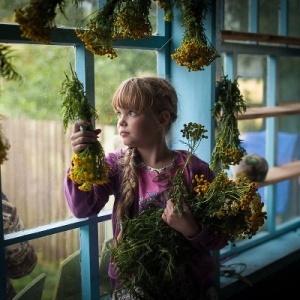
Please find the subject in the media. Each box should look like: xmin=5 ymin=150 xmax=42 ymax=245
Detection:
xmin=136 ymin=151 xmax=176 ymax=173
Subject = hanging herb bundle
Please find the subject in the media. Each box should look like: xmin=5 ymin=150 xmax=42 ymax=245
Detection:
xmin=15 ymin=0 xmax=82 ymax=44
xmin=60 ymin=65 xmax=109 ymax=191
xmin=210 ymin=75 xmax=247 ymax=172
xmin=14 ymin=0 xmax=218 ymax=72
xmin=75 ymin=0 xmax=152 ymax=58
xmin=170 ymin=0 xmax=220 ymax=71
xmin=111 ymin=122 xmax=267 ymax=299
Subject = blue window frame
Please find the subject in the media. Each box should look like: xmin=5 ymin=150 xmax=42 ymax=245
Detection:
xmin=1 ymin=1 xmax=300 ymax=299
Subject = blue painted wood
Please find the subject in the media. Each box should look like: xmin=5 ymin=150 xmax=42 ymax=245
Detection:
xmin=249 ymin=0 xmax=259 ymax=33
xmin=80 ymin=220 xmax=100 ymax=300
xmin=279 ymin=0 xmax=288 ymax=36
xmin=266 ymin=55 xmax=277 ymax=232
xmin=169 ymin=0 xmax=217 ymax=164
xmin=3 ymin=210 xmax=112 ymax=247
xmin=0 ymin=23 xmax=169 ymax=51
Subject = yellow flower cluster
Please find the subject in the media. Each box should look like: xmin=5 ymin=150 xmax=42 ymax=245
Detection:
xmin=68 ymin=146 xmax=110 ymax=192
xmin=75 ymin=18 xmax=117 ymax=59
xmin=171 ymin=38 xmax=220 ymax=72
xmin=191 ymin=171 xmax=267 ymax=245
xmin=15 ymin=0 xmax=65 ymax=44
xmin=113 ymin=0 xmax=152 ymax=39
xmin=76 ymin=0 xmax=152 ymax=58
xmin=14 ymin=0 xmax=219 ymax=72
xmin=211 ymin=139 xmax=246 ymax=170
xmin=155 ymin=0 xmax=174 ymax=22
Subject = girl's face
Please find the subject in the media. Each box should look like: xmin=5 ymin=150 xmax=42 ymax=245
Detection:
xmin=116 ymin=107 xmax=161 ymax=148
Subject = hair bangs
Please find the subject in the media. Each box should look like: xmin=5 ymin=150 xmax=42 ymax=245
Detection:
xmin=112 ymin=77 xmax=154 ymax=113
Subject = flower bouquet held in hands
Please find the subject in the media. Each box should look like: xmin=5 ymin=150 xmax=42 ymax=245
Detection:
xmin=191 ymin=171 xmax=266 ymax=245
xmin=111 ymin=122 xmax=267 ymax=299
xmin=60 ymin=65 xmax=109 ymax=191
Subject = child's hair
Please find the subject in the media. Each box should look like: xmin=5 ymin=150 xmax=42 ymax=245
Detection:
xmin=112 ymin=76 xmax=178 ymax=236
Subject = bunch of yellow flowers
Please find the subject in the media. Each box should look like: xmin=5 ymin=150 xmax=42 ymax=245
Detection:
xmin=60 ymin=66 xmax=109 ymax=191
xmin=191 ymin=171 xmax=267 ymax=245
xmin=68 ymin=145 xmax=110 ymax=192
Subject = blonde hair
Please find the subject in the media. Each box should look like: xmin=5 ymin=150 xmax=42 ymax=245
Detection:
xmin=113 ymin=76 xmax=178 ymax=236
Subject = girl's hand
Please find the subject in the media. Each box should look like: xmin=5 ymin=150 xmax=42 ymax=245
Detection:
xmin=162 ymin=199 xmax=201 ymax=238
xmin=71 ymin=120 xmax=101 ymax=153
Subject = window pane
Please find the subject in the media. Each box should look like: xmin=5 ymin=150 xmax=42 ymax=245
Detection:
xmin=258 ymin=0 xmax=279 ymax=35
xmin=288 ymin=0 xmax=300 ymax=37
xmin=278 ymin=57 xmax=300 ymax=104
xmin=1 ymin=44 xmax=75 ymax=227
xmin=224 ymin=0 xmax=249 ymax=31
xmin=94 ymin=48 xmax=157 ymax=125
xmin=237 ymin=54 xmax=267 ymax=133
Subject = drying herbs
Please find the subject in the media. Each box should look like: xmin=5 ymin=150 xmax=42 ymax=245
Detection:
xmin=111 ymin=122 xmax=266 ymax=300
xmin=15 ymin=0 xmax=82 ymax=43
xmin=170 ymin=0 xmax=220 ymax=71
xmin=210 ymin=75 xmax=247 ymax=172
xmin=75 ymin=0 xmax=153 ymax=58
xmin=15 ymin=0 xmax=218 ymax=71
xmin=60 ymin=65 xmax=109 ymax=191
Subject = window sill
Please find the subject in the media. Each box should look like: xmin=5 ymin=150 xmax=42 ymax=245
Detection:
xmin=219 ymin=229 xmax=300 ymax=299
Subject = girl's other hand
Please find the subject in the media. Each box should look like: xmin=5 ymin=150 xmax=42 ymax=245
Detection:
xmin=162 ymin=199 xmax=201 ymax=238
xmin=71 ymin=120 xmax=101 ymax=153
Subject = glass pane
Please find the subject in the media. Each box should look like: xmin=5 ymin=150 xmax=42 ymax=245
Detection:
xmin=0 ymin=0 xmax=98 ymax=26
xmin=288 ymin=0 xmax=300 ymax=37
xmin=224 ymin=0 xmax=249 ymax=31
xmin=94 ymin=48 xmax=157 ymax=126
xmin=236 ymin=54 xmax=267 ymax=133
xmin=2 ymin=1 xmax=158 ymax=33
xmin=258 ymin=0 xmax=279 ymax=35
xmin=278 ymin=57 xmax=300 ymax=104
xmin=6 ymin=232 xmax=80 ymax=299
xmin=1 ymin=44 xmax=76 ymax=228
xmin=275 ymin=178 xmax=300 ymax=223
xmin=0 ymin=0 xmax=27 ymax=23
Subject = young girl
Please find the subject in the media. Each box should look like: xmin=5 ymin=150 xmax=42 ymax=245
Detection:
xmin=64 ymin=76 xmax=227 ymax=300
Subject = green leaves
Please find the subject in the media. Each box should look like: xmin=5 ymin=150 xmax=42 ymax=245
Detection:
xmin=60 ymin=65 xmax=98 ymax=132
xmin=210 ymin=75 xmax=247 ymax=172
xmin=0 ymin=44 xmax=22 ymax=82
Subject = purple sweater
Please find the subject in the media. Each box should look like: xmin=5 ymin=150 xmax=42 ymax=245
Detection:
xmin=64 ymin=149 xmax=227 ymax=293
